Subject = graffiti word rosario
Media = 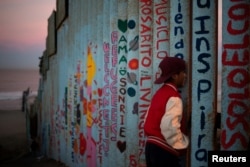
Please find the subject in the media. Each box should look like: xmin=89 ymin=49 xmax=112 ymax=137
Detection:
xmin=221 ymin=1 xmax=250 ymax=150
xmin=139 ymin=0 xmax=153 ymax=160
xmin=140 ymin=0 xmax=152 ymax=68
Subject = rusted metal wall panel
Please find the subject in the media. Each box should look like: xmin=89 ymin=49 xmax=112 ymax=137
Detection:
xmin=220 ymin=0 xmax=250 ymax=151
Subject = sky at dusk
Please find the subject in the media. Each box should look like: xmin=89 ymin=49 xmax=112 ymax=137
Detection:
xmin=0 ymin=1 xmax=222 ymax=70
xmin=0 ymin=0 xmax=55 ymax=69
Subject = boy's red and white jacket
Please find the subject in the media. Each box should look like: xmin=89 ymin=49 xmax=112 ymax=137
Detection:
xmin=144 ymin=83 xmax=189 ymax=156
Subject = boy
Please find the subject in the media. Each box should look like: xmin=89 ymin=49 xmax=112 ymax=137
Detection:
xmin=144 ymin=56 xmax=189 ymax=167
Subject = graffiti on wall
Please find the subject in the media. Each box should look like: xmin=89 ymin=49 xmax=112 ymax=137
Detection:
xmin=138 ymin=0 xmax=153 ymax=164
xmin=221 ymin=0 xmax=250 ymax=150
xmin=191 ymin=0 xmax=218 ymax=166
xmin=37 ymin=0 xmax=250 ymax=167
xmin=116 ymin=2 xmax=129 ymax=166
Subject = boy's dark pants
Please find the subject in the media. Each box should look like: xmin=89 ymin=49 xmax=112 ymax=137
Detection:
xmin=145 ymin=142 xmax=181 ymax=167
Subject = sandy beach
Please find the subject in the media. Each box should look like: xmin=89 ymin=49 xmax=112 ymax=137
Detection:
xmin=0 ymin=69 xmax=66 ymax=166
xmin=0 ymin=107 xmax=27 ymax=160
xmin=0 ymin=99 xmax=67 ymax=166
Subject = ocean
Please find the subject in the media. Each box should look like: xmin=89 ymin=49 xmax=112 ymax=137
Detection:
xmin=0 ymin=69 xmax=40 ymax=110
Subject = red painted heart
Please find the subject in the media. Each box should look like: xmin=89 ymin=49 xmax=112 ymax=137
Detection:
xmin=117 ymin=141 xmax=126 ymax=153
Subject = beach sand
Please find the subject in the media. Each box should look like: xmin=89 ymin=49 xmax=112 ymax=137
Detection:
xmin=0 ymin=108 xmax=27 ymax=161
xmin=0 ymin=69 xmax=66 ymax=166
xmin=0 ymin=96 xmax=66 ymax=166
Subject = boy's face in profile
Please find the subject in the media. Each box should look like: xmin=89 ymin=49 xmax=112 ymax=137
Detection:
xmin=172 ymin=70 xmax=187 ymax=88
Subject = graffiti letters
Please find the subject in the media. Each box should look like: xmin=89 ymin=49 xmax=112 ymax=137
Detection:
xmin=111 ymin=31 xmax=118 ymax=141
xmin=117 ymin=18 xmax=128 ymax=154
xmin=138 ymin=1 xmax=154 ymax=163
xmin=154 ymin=0 xmax=169 ymax=59
xmin=173 ymin=0 xmax=185 ymax=59
xmin=221 ymin=0 xmax=250 ymax=150
xmin=140 ymin=0 xmax=153 ymax=68
xmin=102 ymin=42 xmax=110 ymax=156
xmin=191 ymin=0 xmax=217 ymax=166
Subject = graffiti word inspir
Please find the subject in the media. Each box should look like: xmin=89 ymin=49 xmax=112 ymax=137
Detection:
xmin=192 ymin=0 xmax=217 ymax=166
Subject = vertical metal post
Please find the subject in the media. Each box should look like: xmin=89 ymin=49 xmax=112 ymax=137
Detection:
xmin=56 ymin=3 xmax=69 ymax=163
xmin=126 ymin=1 xmax=139 ymax=166
xmin=79 ymin=1 xmax=88 ymax=166
xmin=101 ymin=1 xmax=110 ymax=166
xmin=96 ymin=1 xmax=104 ymax=166
xmin=170 ymin=0 xmax=192 ymax=166
xmin=152 ymin=0 xmax=170 ymax=93
xmin=220 ymin=0 xmax=250 ymax=151
xmin=191 ymin=0 xmax=218 ymax=166
xmin=108 ymin=0 xmax=119 ymax=166
xmin=117 ymin=0 xmax=128 ymax=166
xmin=138 ymin=0 xmax=153 ymax=166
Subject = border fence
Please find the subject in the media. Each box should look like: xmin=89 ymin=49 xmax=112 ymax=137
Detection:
xmin=34 ymin=0 xmax=250 ymax=166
